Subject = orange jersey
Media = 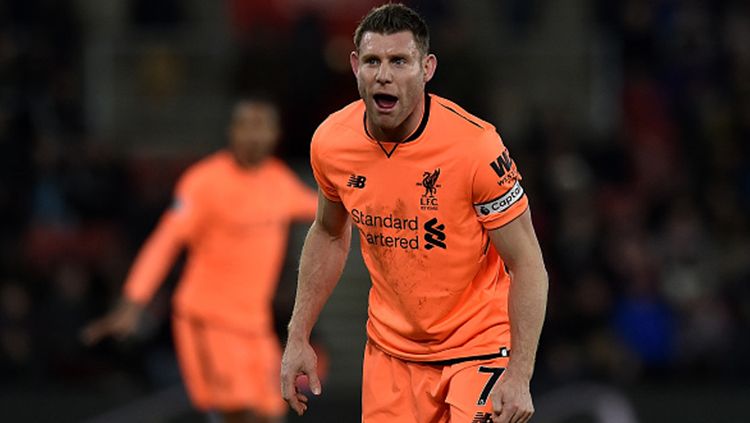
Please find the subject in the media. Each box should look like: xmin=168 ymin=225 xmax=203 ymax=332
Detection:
xmin=124 ymin=151 xmax=317 ymax=333
xmin=311 ymin=94 xmax=528 ymax=361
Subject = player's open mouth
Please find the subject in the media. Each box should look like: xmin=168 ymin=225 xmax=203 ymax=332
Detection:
xmin=373 ymin=94 xmax=398 ymax=111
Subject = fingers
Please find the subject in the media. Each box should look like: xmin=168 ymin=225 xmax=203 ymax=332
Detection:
xmin=492 ymin=408 xmax=515 ymax=423
xmin=280 ymin=341 xmax=321 ymax=416
xmin=512 ymin=409 xmax=533 ymax=423
xmin=280 ymin=370 xmax=304 ymax=415
xmin=281 ymin=370 xmax=320 ymax=415
xmin=507 ymin=396 xmax=534 ymax=423
xmin=281 ymin=386 xmax=304 ymax=415
xmin=307 ymin=369 xmax=322 ymax=395
xmin=81 ymin=307 xmax=139 ymax=346
xmin=491 ymin=389 xmax=504 ymax=422
xmin=292 ymin=393 xmax=309 ymax=416
xmin=281 ymin=372 xmax=321 ymax=415
xmin=80 ymin=320 xmax=108 ymax=346
xmin=492 ymin=394 xmax=534 ymax=423
xmin=492 ymin=403 xmax=533 ymax=423
xmin=282 ymin=384 xmax=313 ymax=415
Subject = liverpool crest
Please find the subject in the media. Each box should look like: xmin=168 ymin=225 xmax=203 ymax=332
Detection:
xmin=416 ymin=168 xmax=441 ymax=210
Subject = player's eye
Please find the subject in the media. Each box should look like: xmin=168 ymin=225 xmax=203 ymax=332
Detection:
xmin=392 ymin=57 xmax=407 ymax=65
xmin=365 ymin=57 xmax=380 ymax=65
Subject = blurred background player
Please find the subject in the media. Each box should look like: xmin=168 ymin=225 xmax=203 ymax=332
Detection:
xmin=82 ymin=96 xmax=317 ymax=423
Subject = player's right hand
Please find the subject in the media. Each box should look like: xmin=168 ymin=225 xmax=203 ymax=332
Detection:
xmin=490 ymin=369 xmax=534 ymax=423
xmin=80 ymin=299 xmax=144 ymax=345
xmin=280 ymin=338 xmax=321 ymax=416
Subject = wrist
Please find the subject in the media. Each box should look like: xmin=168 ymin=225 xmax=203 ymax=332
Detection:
xmin=120 ymin=295 xmax=145 ymax=308
xmin=504 ymin=363 xmax=533 ymax=383
xmin=286 ymin=325 xmax=311 ymax=343
xmin=119 ymin=297 xmax=146 ymax=314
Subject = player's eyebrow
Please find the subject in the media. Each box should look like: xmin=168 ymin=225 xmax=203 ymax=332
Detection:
xmin=360 ymin=52 xmax=412 ymax=63
xmin=360 ymin=53 xmax=380 ymax=62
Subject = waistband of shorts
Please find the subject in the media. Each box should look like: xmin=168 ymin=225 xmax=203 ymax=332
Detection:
xmin=173 ymin=311 xmax=274 ymax=338
xmin=368 ymin=339 xmax=511 ymax=367
xmin=416 ymin=347 xmax=511 ymax=366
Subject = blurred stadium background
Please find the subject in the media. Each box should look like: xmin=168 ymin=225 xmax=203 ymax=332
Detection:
xmin=1 ymin=0 xmax=749 ymax=422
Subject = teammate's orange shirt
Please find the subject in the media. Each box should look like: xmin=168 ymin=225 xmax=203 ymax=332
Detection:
xmin=124 ymin=151 xmax=317 ymax=333
xmin=311 ymin=94 xmax=529 ymax=361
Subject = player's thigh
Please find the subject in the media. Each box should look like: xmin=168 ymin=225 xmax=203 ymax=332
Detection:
xmin=212 ymin=330 xmax=285 ymax=417
xmin=172 ymin=316 xmax=212 ymax=410
xmin=362 ymin=342 xmax=447 ymax=423
xmin=362 ymin=342 xmax=414 ymax=423
xmin=446 ymin=357 xmax=510 ymax=423
xmin=246 ymin=334 xmax=285 ymax=417
xmin=173 ymin=316 xmax=284 ymax=416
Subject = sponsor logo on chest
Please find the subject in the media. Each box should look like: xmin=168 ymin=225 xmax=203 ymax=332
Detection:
xmin=351 ymin=209 xmax=448 ymax=251
xmin=344 ymin=168 xmax=452 ymax=251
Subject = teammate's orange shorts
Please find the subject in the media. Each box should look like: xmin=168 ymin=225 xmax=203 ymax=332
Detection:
xmin=172 ymin=314 xmax=286 ymax=417
xmin=362 ymin=341 xmax=510 ymax=423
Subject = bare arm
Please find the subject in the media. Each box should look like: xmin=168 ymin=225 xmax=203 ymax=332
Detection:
xmin=288 ymin=190 xmax=351 ymax=340
xmin=281 ymin=190 xmax=351 ymax=415
xmin=81 ymin=213 xmax=186 ymax=345
xmin=488 ymin=208 xmax=548 ymax=423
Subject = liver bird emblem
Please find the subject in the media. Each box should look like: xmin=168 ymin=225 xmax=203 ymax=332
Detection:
xmin=421 ymin=168 xmax=440 ymax=197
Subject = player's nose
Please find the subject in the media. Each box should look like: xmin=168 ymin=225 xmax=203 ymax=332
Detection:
xmin=375 ymin=64 xmax=392 ymax=84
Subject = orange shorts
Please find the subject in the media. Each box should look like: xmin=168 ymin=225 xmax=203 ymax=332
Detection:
xmin=172 ymin=314 xmax=286 ymax=417
xmin=362 ymin=341 xmax=510 ymax=423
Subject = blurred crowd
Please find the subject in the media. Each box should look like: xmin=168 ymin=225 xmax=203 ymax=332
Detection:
xmin=535 ymin=0 xmax=750 ymax=386
xmin=0 ymin=0 xmax=748 ymax=403
xmin=0 ymin=0 xmax=192 ymax=391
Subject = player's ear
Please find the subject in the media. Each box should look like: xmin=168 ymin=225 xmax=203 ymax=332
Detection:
xmin=423 ymin=53 xmax=437 ymax=83
xmin=350 ymin=51 xmax=360 ymax=77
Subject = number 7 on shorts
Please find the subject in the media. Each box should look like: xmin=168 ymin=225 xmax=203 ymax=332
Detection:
xmin=476 ymin=366 xmax=505 ymax=406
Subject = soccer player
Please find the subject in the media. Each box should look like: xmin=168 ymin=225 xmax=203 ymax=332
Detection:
xmin=280 ymin=4 xmax=548 ymax=423
xmin=83 ymin=97 xmax=317 ymax=423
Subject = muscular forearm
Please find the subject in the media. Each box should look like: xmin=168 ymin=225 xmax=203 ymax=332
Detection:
xmin=506 ymin=263 xmax=548 ymax=379
xmin=287 ymin=220 xmax=352 ymax=341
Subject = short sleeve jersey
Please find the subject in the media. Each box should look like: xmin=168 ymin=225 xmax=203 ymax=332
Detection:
xmin=125 ymin=151 xmax=317 ymax=333
xmin=311 ymin=94 xmax=529 ymax=361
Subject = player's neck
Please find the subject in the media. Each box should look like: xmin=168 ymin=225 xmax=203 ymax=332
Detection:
xmin=230 ymin=150 xmax=264 ymax=169
xmin=367 ymin=96 xmax=426 ymax=143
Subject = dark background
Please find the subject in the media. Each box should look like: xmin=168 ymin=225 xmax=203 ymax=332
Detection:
xmin=1 ymin=1 xmax=748 ymax=422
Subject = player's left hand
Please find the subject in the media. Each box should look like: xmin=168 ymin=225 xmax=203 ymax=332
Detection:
xmin=489 ymin=370 xmax=534 ymax=423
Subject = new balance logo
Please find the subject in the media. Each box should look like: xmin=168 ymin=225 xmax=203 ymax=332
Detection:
xmin=471 ymin=412 xmax=492 ymax=423
xmin=347 ymin=174 xmax=366 ymax=189
xmin=423 ymin=218 xmax=446 ymax=250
